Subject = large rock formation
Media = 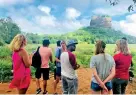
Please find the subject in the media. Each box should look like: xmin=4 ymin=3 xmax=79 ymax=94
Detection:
xmin=90 ymin=15 xmax=112 ymax=28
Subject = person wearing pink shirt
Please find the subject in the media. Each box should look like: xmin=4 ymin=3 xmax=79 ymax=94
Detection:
xmin=35 ymin=39 xmax=53 ymax=94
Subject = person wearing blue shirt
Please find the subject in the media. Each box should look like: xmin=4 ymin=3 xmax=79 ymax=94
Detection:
xmin=53 ymin=40 xmax=62 ymax=94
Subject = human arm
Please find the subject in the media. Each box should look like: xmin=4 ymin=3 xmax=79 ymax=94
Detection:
xmin=68 ymin=52 xmax=80 ymax=70
xmin=103 ymin=65 xmax=115 ymax=84
xmin=90 ymin=56 xmax=108 ymax=91
xmin=20 ymin=49 xmax=32 ymax=68
xmin=55 ymin=48 xmax=61 ymax=63
xmin=92 ymin=68 xmax=108 ymax=91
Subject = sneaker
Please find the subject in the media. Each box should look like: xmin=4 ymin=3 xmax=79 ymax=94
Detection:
xmin=36 ymin=88 xmax=42 ymax=94
xmin=43 ymin=91 xmax=48 ymax=95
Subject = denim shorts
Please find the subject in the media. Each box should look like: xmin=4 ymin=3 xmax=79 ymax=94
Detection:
xmin=56 ymin=67 xmax=61 ymax=76
xmin=91 ymin=81 xmax=112 ymax=91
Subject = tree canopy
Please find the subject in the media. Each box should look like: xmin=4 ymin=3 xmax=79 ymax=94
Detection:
xmin=0 ymin=17 xmax=21 ymax=45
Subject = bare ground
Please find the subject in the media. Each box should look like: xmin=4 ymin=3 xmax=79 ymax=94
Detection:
xmin=0 ymin=68 xmax=136 ymax=94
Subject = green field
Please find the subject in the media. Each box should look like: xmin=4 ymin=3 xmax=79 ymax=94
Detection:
xmin=0 ymin=44 xmax=136 ymax=82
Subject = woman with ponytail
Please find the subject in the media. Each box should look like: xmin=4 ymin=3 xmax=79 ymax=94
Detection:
xmin=90 ymin=40 xmax=115 ymax=94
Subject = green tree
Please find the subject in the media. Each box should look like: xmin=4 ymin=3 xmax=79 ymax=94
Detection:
xmin=0 ymin=17 xmax=21 ymax=44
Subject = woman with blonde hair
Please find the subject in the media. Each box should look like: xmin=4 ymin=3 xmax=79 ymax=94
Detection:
xmin=90 ymin=40 xmax=115 ymax=94
xmin=112 ymin=39 xmax=132 ymax=94
xmin=9 ymin=34 xmax=32 ymax=94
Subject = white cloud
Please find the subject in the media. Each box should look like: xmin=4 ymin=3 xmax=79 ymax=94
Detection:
xmin=6 ymin=5 xmax=88 ymax=34
xmin=92 ymin=0 xmax=134 ymax=16
xmin=43 ymin=0 xmax=91 ymax=12
xmin=93 ymin=7 xmax=128 ymax=16
xmin=112 ymin=14 xmax=136 ymax=36
xmin=38 ymin=6 xmax=51 ymax=15
xmin=0 ymin=0 xmax=32 ymax=6
xmin=112 ymin=21 xmax=121 ymax=30
xmin=65 ymin=8 xmax=81 ymax=19
xmin=126 ymin=14 xmax=136 ymax=23
xmin=62 ymin=20 xmax=82 ymax=31
xmin=35 ymin=15 xmax=57 ymax=27
xmin=12 ymin=17 xmax=44 ymax=33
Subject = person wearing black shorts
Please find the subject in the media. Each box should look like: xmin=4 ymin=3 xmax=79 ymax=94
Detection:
xmin=35 ymin=39 xmax=53 ymax=94
xmin=35 ymin=68 xmax=50 ymax=80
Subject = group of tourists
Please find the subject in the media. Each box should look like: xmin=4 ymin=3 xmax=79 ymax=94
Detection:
xmin=8 ymin=34 xmax=133 ymax=94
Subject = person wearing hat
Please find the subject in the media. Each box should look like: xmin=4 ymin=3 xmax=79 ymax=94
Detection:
xmin=35 ymin=39 xmax=53 ymax=94
xmin=60 ymin=40 xmax=80 ymax=94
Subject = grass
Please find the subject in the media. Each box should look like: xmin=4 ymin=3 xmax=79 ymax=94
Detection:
xmin=0 ymin=44 xmax=136 ymax=82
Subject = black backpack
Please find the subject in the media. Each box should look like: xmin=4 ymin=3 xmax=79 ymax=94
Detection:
xmin=32 ymin=47 xmax=41 ymax=68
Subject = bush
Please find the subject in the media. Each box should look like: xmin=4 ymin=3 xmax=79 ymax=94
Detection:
xmin=0 ymin=46 xmax=11 ymax=58
xmin=0 ymin=39 xmax=4 ymax=46
xmin=30 ymin=67 xmax=36 ymax=78
xmin=0 ymin=60 xmax=12 ymax=82
xmin=49 ymin=62 xmax=55 ymax=72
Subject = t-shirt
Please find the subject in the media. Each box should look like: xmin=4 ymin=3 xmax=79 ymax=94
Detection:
xmin=90 ymin=53 xmax=115 ymax=83
xmin=55 ymin=47 xmax=61 ymax=67
xmin=39 ymin=46 xmax=52 ymax=68
xmin=113 ymin=52 xmax=132 ymax=80
xmin=61 ymin=51 xmax=77 ymax=79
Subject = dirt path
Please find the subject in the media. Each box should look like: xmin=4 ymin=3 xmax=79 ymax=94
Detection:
xmin=0 ymin=68 xmax=136 ymax=94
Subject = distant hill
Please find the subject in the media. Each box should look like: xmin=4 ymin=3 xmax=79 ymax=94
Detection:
xmin=0 ymin=17 xmax=136 ymax=45
xmin=68 ymin=27 xmax=136 ymax=44
xmin=25 ymin=27 xmax=136 ymax=44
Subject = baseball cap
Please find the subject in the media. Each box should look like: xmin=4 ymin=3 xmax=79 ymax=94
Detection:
xmin=67 ymin=40 xmax=78 ymax=46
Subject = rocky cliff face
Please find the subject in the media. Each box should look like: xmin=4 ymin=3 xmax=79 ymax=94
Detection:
xmin=90 ymin=15 xmax=112 ymax=28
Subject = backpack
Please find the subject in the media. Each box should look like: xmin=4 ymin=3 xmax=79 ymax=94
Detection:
xmin=32 ymin=47 xmax=41 ymax=68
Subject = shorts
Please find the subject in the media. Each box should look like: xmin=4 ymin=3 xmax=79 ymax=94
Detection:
xmin=56 ymin=67 xmax=61 ymax=77
xmin=35 ymin=68 xmax=49 ymax=80
xmin=91 ymin=81 xmax=112 ymax=91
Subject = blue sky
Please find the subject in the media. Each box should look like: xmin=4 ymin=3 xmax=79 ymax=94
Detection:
xmin=0 ymin=0 xmax=136 ymax=36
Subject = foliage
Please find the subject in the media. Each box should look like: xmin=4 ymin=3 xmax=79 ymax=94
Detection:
xmin=0 ymin=38 xmax=4 ymax=46
xmin=0 ymin=44 xmax=136 ymax=82
xmin=0 ymin=17 xmax=21 ymax=44
xmin=0 ymin=59 xmax=12 ymax=82
xmin=82 ymin=27 xmax=136 ymax=44
xmin=24 ymin=27 xmax=136 ymax=44
xmin=0 ymin=46 xmax=11 ymax=58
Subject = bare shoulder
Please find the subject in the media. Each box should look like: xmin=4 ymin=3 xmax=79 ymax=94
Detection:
xmin=19 ymin=49 xmax=27 ymax=57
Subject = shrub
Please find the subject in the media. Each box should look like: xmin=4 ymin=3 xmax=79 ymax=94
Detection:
xmin=0 ymin=46 xmax=11 ymax=58
xmin=0 ymin=60 xmax=12 ymax=82
xmin=0 ymin=39 xmax=4 ymax=46
xmin=30 ymin=67 xmax=36 ymax=78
